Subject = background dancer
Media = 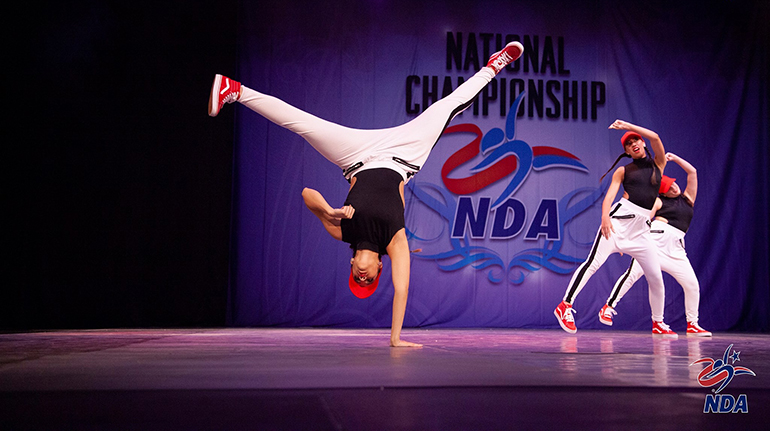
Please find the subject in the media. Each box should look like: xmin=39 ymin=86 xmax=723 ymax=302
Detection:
xmin=554 ymin=120 xmax=678 ymax=338
xmin=209 ymin=41 xmax=524 ymax=347
xmin=598 ymin=153 xmax=711 ymax=336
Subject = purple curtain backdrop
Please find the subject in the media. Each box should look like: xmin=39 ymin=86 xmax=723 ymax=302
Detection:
xmin=227 ymin=0 xmax=769 ymax=332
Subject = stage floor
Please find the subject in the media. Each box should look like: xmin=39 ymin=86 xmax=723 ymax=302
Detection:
xmin=1 ymin=328 xmax=768 ymax=430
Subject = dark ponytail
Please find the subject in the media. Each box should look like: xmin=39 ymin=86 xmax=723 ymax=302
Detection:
xmin=648 ymin=147 xmax=661 ymax=187
xmin=600 ymin=153 xmax=631 ymax=183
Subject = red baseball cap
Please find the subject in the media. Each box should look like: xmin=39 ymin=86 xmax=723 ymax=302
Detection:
xmin=621 ymin=131 xmax=643 ymax=146
xmin=659 ymin=175 xmax=675 ymax=194
xmin=348 ymin=267 xmax=381 ymax=299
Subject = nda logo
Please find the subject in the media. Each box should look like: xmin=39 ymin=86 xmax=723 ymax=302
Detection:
xmin=690 ymin=344 xmax=756 ymax=413
xmin=441 ymin=92 xmax=587 ymax=241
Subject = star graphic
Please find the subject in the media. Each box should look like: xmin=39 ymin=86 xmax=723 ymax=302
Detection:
xmin=730 ymin=350 xmax=741 ymax=363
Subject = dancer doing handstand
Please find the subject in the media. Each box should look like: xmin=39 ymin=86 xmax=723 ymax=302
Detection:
xmin=210 ymin=41 xmax=524 ymax=347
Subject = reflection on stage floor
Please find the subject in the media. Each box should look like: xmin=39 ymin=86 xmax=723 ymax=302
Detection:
xmin=1 ymin=328 xmax=768 ymax=430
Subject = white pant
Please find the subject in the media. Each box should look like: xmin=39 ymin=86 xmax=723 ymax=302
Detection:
xmin=238 ymin=68 xmax=496 ymax=182
xmin=563 ymin=199 xmax=666 ymax=321
xmin=608 ymin=220 xmax=701 ymax=323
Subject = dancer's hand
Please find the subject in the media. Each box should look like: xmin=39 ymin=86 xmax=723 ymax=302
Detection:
xmin=329 ymin=205 xmax=355 ymax=220
xmin=390 ymin=338 xmax=423 ymax=348
xmin=600 ymin=214 xmax=614 ymax=239
xmin=608 ymin=119 xmax=630 ymax=130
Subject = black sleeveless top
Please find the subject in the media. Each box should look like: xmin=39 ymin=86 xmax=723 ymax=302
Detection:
xmin=341 ymin=169 xmax=405 ymax=255
xmin=656 ymin=195 xmax=694 ymax=233
xmin=623 ymin=155 xmax=661 ymax=210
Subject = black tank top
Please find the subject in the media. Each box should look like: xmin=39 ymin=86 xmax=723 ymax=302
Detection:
xmin=341 ymin=169 xmax=405 ymax=254
xmin=623 ymin=155 xmax=661 ymax=210
xmin=656 ymin=195 xmax=694 ymax=233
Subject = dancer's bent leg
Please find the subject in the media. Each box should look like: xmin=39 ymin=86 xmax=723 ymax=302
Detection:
xmin=562 ymin=228 xmax=616 ymax=304
xmin=607 ymin=258 xmax=644 ymax=309
xmin=663 ymin=255 xmax=700 ymax=323
xmin=628 ymin=240 xmax=665 ymax=322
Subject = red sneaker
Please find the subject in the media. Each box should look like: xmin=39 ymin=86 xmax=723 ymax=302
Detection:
xmin=686 ymin=322 xmax=712 ymax=337
xmin=486 ymin=41 xmax=524 ymax=74
xmin=554 ymin=301 xmax=577 ymax=334
xmin=208 ymin=74 xmax=242 ymax=117
xmin=598 ymin=304 xmax=617 ymax=326
xmin=652 ymin=320 xmax=678 ymax=339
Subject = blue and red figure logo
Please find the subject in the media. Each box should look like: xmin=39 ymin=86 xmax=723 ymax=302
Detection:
xmin=690 ymin=344 xmax=756 ymax=393
xmin=441 ymin=92 xmax=587 ymax=208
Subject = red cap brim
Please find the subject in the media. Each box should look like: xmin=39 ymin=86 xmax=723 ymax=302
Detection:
xmin=659 ymin=175 xmax=675 ymax=194
xmin=348 ymin=270 xmax=380 ymax=299
xmin=621 ymin=131 xmax=643 ymax=146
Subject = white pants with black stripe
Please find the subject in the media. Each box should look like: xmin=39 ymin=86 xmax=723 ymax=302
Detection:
xmin=237 ymin=67 xmax=496 ymax=182
xmin=607 ymin=220 xmax=701 ymax=323
xmin=562 ymin=198 xmax=666 ymax=321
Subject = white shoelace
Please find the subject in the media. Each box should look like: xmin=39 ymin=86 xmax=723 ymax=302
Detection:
xmin=564 ymin=307 xmax=576 ymax=323
xmin=221 ymin=92 xmax=239 ymax=104
xmin=656 ymin=321 xmax=672 ymax=332
xmin=602 ymin=307 xmax=617 ymax=318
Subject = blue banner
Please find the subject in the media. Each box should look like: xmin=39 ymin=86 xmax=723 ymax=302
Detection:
xmin=228 ymin=0 xmax=769 ymax=332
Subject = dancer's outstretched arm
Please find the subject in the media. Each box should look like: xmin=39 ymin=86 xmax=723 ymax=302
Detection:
xmin=386 ymin=229 xmax=422 ymax=348
xmin=301 ymin=188 xmax=354 ymax=241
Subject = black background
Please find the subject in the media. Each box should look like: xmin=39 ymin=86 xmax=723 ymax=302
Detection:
xmin=5 ymin=1 xmax=238 ymax=329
